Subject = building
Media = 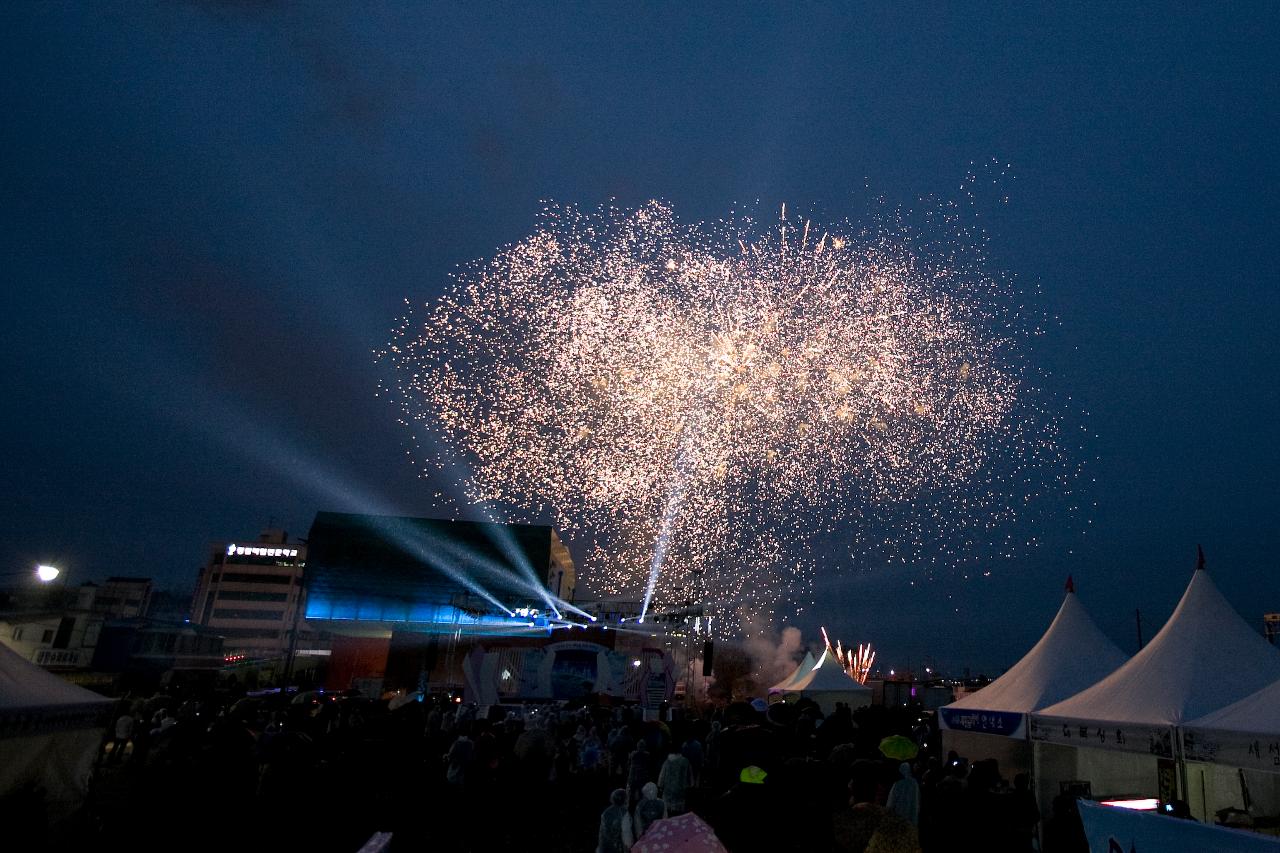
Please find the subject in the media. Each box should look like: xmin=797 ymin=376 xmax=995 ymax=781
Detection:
xmin=0 ymin=583 xmax=106 ymax=670
xmin=91 ymin=619 xmax=225 ymax=692
xmin=89 ymin=576 xmax=153 ymax=619
xmin=190 ymin=529 xmax=306 ymax=663
xmin=1266 ymin=613 xmax=1279 ymax=645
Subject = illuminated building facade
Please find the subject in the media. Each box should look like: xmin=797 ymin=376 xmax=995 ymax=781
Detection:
xmin=1266 ymin=613 xmax=1279 ymax=645
xmin=190 ymin=529 xmax=306 ymax=661
xmin=303 ymin=512 xmax=586 ymax=695
xmin=302 ymin=512 xmax=575 ymax=635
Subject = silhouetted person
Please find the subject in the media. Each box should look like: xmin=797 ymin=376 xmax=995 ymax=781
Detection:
xmin=634 ymin=781 xmax=667 ymax=840
xmin=714 ymin=766 xmax=782 ymax=853
xmin=885 ymin=762 xmax=920 ymax=827
xmin=1007 ymin=773 xmax=1040 ymax=852
xmin=107 ymin=711 xmax=134 ymax=764
xmin=1042 ymin=793 xmax=1087 ymax=853
xmin=658 ymin=746 xmax=693 ymax=814
xmin=597 ymin=788 xmax=633 ymax=853
xmin=626 ymin=740 xmax=652 ymax=808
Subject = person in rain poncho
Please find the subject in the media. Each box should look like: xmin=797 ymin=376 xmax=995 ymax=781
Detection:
xmin=657 ymin=747 xmax=693 ymax=814
xmin=885 ymin=762 xmax=920 ymax=827
xmin=634 ymin=781 xmax=668 ymax=840
xmin=597 ymin=788 xmax=635 ymax=853
xmin=626 ymin=740 xmax=652 ymax=808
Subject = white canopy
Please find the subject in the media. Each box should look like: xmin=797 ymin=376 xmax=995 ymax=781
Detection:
xmin=769 ymin=651 xmax=816 ymax=694
xmin=788 ymin=648 xmax=868 ymax=693
xmin=1035 ymin=568 xmax=1280 ymax=729
xmin=0 ymin=642 xmax=113 ymax=811
xmin=948 ymin=588 xmax=1128 ymax=715
xmin=783 ymin=648 xmax=872 ymax=713
xmin=0 ymin=642 xmax=112 ymax=727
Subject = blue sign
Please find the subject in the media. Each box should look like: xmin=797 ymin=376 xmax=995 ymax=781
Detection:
xmin=939 ymin=707 xmax=1025 ymax=737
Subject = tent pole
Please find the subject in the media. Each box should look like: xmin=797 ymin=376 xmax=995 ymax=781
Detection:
xmin=1028 ymin=719 xmax=1045 ymax=851
xmin=1174 ymin=726 xmax=1188 ymax=809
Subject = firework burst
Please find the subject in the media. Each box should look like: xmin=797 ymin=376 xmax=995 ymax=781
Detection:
xmin=822 ymin=627 xmax=876 ymax=684
xmin=381 ymin=199 xmax=1081 ymax=626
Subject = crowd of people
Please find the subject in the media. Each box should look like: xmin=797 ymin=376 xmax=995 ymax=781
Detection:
xmin=8 ymin=684 xmax=1096 ymax=853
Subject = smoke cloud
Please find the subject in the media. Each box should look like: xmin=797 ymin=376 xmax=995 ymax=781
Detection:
xmin=739 ymin=615 xmax=805 ymax=689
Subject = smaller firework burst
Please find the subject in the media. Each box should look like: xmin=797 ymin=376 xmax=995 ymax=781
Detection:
xmin=821 ymin=626 xmax=876 ymax=685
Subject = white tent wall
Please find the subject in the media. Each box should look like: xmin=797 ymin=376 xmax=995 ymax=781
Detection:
xmin=0 ymin=642 xmax=114 ymax=825
xmin=768 ymin=651 xmax=816 ymax=695
xmin=1033 ymin=742 xmax=1162 ymax=822
xmin=941 ymin=729 xmax=1030 ymax=780
xmin=1182 ymin=762 xmax=1280 ymax=824
xmin=0 ymin=728 xmax=103 ymax=817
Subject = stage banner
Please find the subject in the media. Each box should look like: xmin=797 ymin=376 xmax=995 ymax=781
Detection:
xmin=1078 ymin=799 xmax=1280 ymax=853
xmin=938 ymin=707 xmax=1025 ymax=738
xmin=1029 ymin=715 xmax=1174 ymax=758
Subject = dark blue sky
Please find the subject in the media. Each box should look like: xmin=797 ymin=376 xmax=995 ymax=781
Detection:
xmin=3 ymin=2 xmax=1276 ymax=672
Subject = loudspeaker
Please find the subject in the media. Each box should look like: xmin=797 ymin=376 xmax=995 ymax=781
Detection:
xmin=702 ymin=640 xmax=714 ymax=675
xmin=423 ymin=633 xmax=439 ymax=673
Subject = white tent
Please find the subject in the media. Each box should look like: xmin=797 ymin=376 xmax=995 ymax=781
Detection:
xmin=768 ymin=651 xmax=816 ymax=695
xmin=783 ymin=648 xmax=871 ymax=713
xmin=942 ymin=585 xmax=1128 ymax=737
xmin=1030 ymin=565 xmax=1280 ymax=822
xmin=1183 ymin=678 xmax=1280 ymax=773
xmin=0 ymin=643 xmax=113 ymax=815
xmin=938 ymin=584 xmax=1128 ymax=814
xmin=1034 ymin=568 xmax=1280 ymax=737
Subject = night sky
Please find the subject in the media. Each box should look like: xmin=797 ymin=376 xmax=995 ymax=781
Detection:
xmin=3 ymin=3 xmax=1277 ymax=673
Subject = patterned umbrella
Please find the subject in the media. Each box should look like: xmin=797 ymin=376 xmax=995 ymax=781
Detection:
xmin=632 ymin=812 xmax=729 ymax=853
xmin=878 ymin=734 xmax=919 ymax=761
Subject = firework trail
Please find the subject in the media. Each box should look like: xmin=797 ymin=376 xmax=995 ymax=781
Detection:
xmin=381 ymin=197 xmax=1083 ymax=627
xmin=822 ymin=626 xmax=876 ymax=684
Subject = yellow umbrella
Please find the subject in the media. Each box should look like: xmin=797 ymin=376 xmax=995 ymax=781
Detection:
xmin=879 ymin=735 xmax=919 ymax=761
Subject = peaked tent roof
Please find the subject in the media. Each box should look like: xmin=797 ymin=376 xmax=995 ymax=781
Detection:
xmin=770 ymin=651 xmax=817 ymax=693
xmin=1186 ymin=677 xmax=1280 ymax=734
xmin=0 ymin=643 xmax=113 ymax=736
xmin=787 ymin=648 xmax=871 ymax=694
xmin=946 ymin=589 xmax=1128 ymax=714
xmin=1037 ymin=569 xmax=1280 ymax=726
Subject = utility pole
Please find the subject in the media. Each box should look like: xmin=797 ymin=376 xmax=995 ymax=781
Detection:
xmin=1135 ymin=609 xmax=1144 ymax=651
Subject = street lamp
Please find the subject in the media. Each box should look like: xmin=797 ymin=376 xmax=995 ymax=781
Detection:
xmin=0 ymin=565 xmax=61 ymax=583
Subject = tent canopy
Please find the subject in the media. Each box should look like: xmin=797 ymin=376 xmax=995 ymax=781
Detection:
xmin=1036 ymin=568 xmax=1280 ymax=727
xmin=0 ymin=642 xmax=112 ymax=728
xmin=0 ymin=642 xmax=113 ymax=812
xmin=1186 ymin=677 xmax=1280 ymax=734
xmin=769 ymin=651 xmax=816 ymax=694
xmin=787 ymin=648 xmax=870 ymax=695
xmin=946 ymin=588 xmax=1128 ymax=714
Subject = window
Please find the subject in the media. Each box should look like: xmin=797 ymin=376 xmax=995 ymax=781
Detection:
xmin=217 ymin=573 xmax=292 ymax=585
xmin=212 ymin=609 xmax=285 ymax=621
xmin=213 ymin=628 xmax=279 ymax=639
xmin=10 ymin=627 xmax=22 ymax=641
xmin=216 ymin=591 xmax=288 ymax=603
xmin=41 ymin=629 xmax=54 ymax=643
